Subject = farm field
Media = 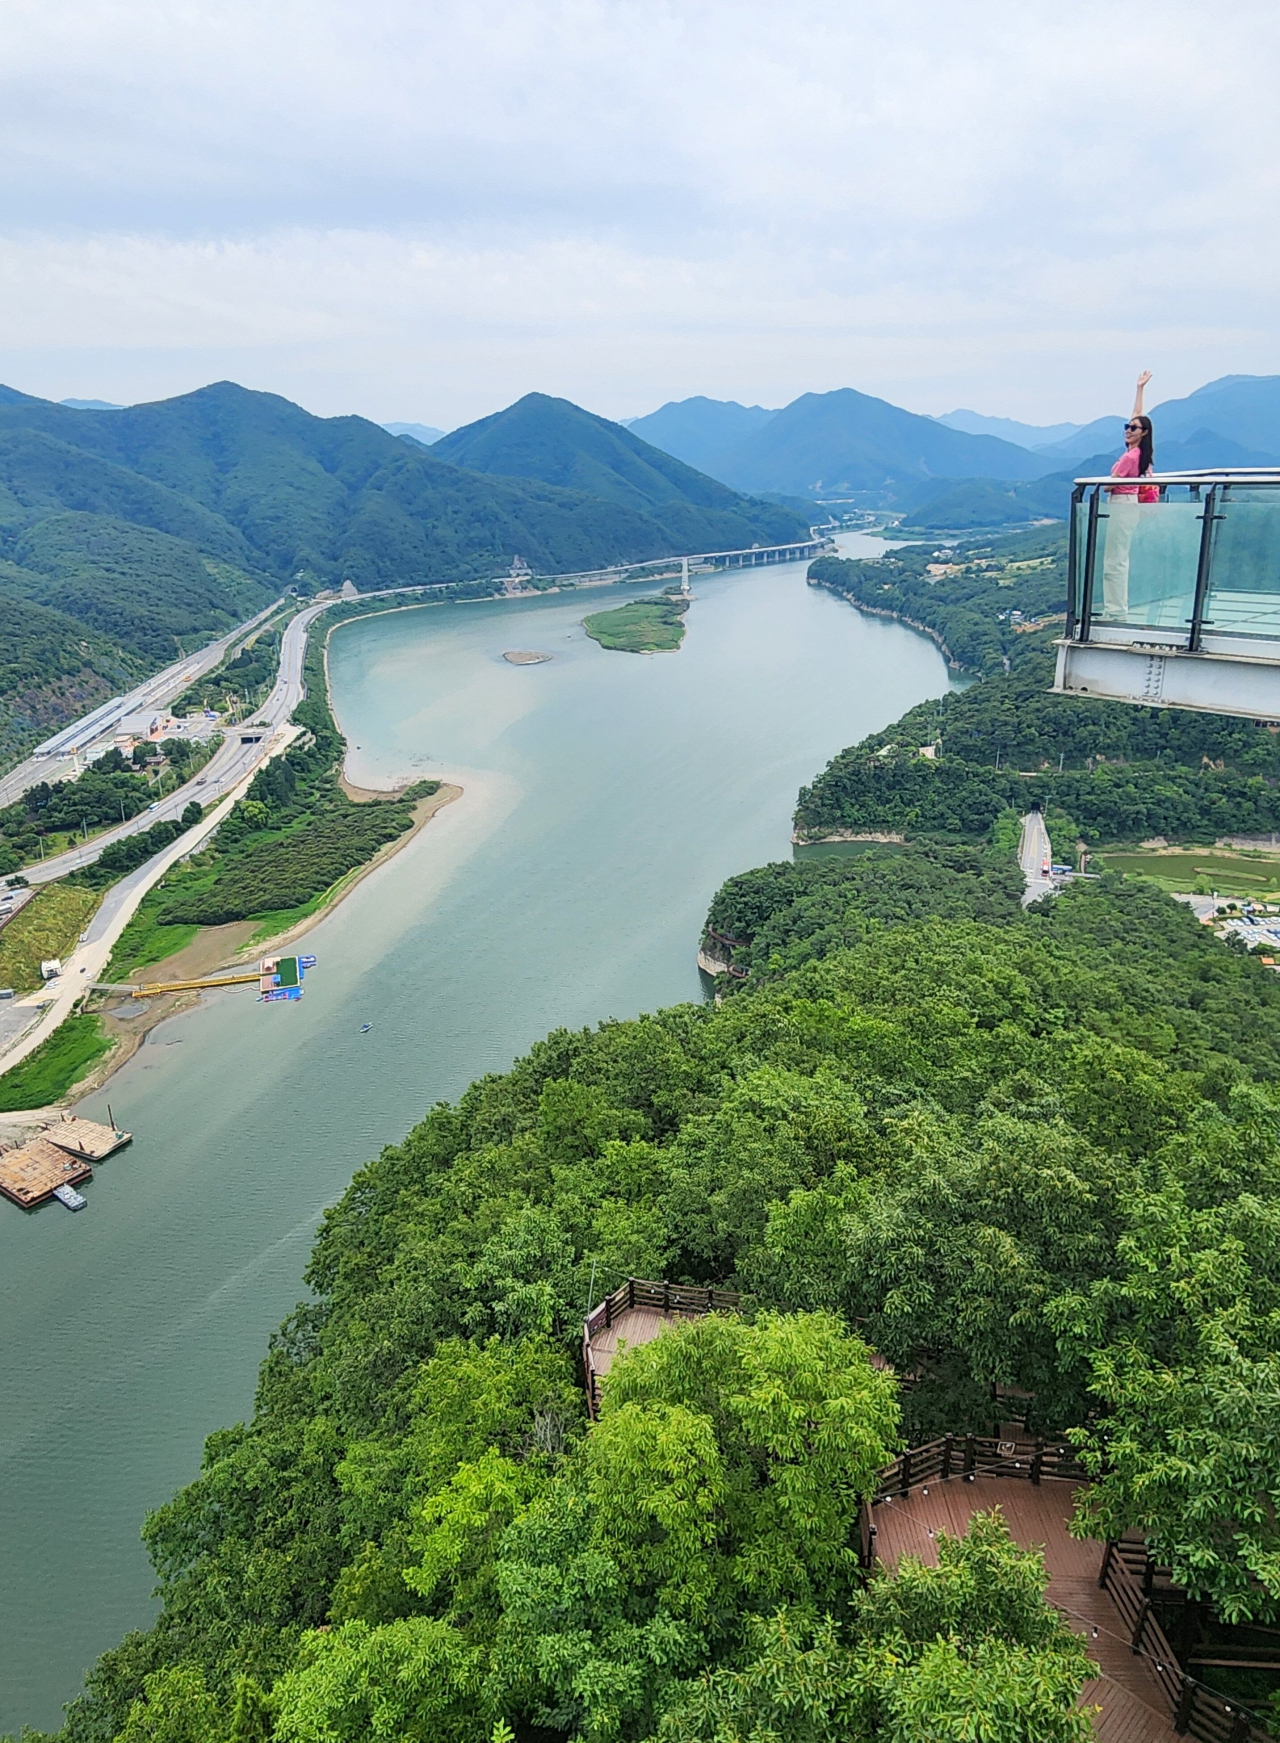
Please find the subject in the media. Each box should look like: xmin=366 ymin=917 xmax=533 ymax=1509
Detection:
xmin=1098 ymin=846 xmax=1280 ymax=899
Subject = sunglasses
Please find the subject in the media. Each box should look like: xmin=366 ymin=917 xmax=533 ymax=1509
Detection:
xmin=1124 ymin=422 xmax=1142 ymax=431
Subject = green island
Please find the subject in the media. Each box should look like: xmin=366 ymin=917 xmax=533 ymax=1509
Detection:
xmin=583 ymin=593 xmax=690 ymax=653
xmin=19 ymin=526 xmax=1280 ymax=1743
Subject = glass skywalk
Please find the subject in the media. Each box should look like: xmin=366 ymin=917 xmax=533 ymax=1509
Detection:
xmin=1055 ymin=471 xmax=1280 ymax=718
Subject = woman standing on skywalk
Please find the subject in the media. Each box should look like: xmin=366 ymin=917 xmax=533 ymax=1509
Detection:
xmin=1101 ymin=370 xmax=1157 ymax=618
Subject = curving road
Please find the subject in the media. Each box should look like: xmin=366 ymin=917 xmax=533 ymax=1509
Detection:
xmin=23 ymin=603 xmax=326 ymax=886
xmin=0 ymin=598 xmax=286 ymax=812
xmin=1018 ymin=809 xmax=1056 ymax=907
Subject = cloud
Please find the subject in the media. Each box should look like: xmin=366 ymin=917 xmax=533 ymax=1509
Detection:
xmin=1 ymin=0 xmax=1277 ymax=423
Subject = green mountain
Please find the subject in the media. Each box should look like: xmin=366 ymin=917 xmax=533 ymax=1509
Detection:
xmin=700 ymin=387 xmax=1049 ymax=497
xmin=433 ymin=392 xmax=810 ymax=549
xmin=625 ymin=396 xmax=779 ymax=472
xmin=0 ymin=381 xmax=810 ymax=769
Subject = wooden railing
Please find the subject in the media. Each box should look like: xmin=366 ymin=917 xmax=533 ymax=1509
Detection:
xmin=866 ymin=1434 xmax=1272 ymax=1741
xmin=1099 ymin=1541 xmax=1270 ymax=1742
xmin=582 ymin=1279 xmax=743 ymax=1418
xmin=584 ymin=1277 xmax=742 ymax=1341
xmin=873 ymin=1433 xmax=1087 ymax=1499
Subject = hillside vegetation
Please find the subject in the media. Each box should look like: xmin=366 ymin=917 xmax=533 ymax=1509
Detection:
xmin=0 ymin=383 xmax=805 ymax=772
xmin=434 ymin=394 xmax=806 ymax=552
xmin=798 ymin=531 xmax=1280 ymax=849
xmin=36 ymin=856 xmax=1280 ymax=1743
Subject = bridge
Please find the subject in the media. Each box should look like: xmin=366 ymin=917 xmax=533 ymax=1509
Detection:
xmin=1054 ymin=470 xmax=1280 ymax=719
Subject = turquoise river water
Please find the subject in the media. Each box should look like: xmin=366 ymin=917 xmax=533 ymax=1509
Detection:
xmin=0 ymin=536 xmax=956 ymax=1732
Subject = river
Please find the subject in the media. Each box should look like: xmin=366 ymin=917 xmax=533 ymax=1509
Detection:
xmin=0 ymin=535 xmax=955 ymax=1733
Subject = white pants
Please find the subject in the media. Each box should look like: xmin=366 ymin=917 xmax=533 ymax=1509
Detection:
xmin=1101 ymin=495 xmax=1141 ymax=618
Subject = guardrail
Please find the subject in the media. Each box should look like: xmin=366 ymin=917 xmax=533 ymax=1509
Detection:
xmin=1099 ymin=1541 xmax=1269 ymax=1743
xmin=1065 ymin=469 xmax=1280 ymax=652
xmin=866 ymin=1434 xmax=1272 ymax=1741
xmin=582 ymin=1278 xmax=743 ymax=1418
xmin=873 ymin=1433 xmax=1086 ymax=1499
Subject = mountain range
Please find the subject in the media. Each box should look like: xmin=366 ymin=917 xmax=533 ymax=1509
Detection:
xmin=0 ymin=381 xmax=806 ymax=770
xmin=433 ymin=393 xmax=803 ymax=552
xmin=623 ymin=375 xmax=1280 ymax=524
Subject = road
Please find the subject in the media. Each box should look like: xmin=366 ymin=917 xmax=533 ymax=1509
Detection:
xmin=22 ymin=603 xmax=326 ymax=886
xmin=1018 ymin=809 xmax=1056 ymax=907
xmin=0 ymin=597 xmax=285 ymax=810
xmin=0 ymin=728 xmax=302 ymax=1081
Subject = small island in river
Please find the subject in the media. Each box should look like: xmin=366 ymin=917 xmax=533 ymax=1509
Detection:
xmin=503 ymin=650 xmax=552 ymax=664
xmin=583 ymin=594 xmax=689 ymax=654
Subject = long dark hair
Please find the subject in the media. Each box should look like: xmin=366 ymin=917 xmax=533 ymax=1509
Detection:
xmin=1132 ymin=414 xmax=1154 ymax=475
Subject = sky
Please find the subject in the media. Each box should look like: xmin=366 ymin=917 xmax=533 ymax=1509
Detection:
xmin=1 ymin=0 xmax=1277 ymax=431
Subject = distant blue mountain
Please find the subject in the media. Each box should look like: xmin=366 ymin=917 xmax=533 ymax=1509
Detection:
xmin=60 ymin=398 xmax=124 ymax=411
xmin=380 ymin=420 xmax=446 ymax=446
xmin=1147 ymin=375 xmax=1280 ymax=451
xmin=696 ymin=387 xmax=1048 ymax=497
xmin=935 ymin=409 xmax=1086 ymax=448
xmin=625 ymin=397 xmax=778 ymax=474
xmin=901 ymin=430 xmax=1280 ymax=530
xmin=1031 ymin=417 xmax=1127 ymax=462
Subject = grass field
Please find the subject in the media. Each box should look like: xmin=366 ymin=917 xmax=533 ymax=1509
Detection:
xmin=583 ymin=595 xmax=689 ymax=653
xmin=103 ymin=898 xmax=200 ymax=981
xmin=0 ymin=1014 xmax=112 ymax=1111
xmin=0 ymin=884 xmax=101 ymax=994
xmin=1098 ymin=847 xmax=1280 ymax=898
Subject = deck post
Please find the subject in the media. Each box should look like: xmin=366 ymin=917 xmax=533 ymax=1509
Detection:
xmin=1228 ymin=1712 xmax=1250 ymax=1743
xmin=1098 ymin=1541 xmax=1114 ymax=1590
xmin=1031 ymin=1440 xmax=1043 ymax=1486
xmin=1173 ymin=1678 xmax=1194 ymax=1733
xmin=900 ymin=1449 xmax=912 ymax=1496
xmin=942 ymin=1434 xmax=953 ymax=1479
xmin=1080 ymin=488 xmax=1102 ymax=641
xmin=1189 ymin=484 xmax=1221 ymax=653
xmin=964 ymin=1434 xmax=976 ymax=1476
xmin=1131 ymin=1597 xmax=1150 ymax=1653
xmin=662 ymin=1280 xmax=670 ymax=1309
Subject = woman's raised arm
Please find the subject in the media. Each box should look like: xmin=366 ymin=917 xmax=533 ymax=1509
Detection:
xmin=1132 ymin=371 xmax=1152 ymax=417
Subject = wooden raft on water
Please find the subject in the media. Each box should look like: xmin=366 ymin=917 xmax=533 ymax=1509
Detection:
xmin=0 ymin=1117 xmax=132 ymax=1208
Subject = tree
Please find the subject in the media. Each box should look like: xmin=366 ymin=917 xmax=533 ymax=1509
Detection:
xmin=660 ymin=1513 xmax=1094 ymax=1743
xmin=114 ymin=1666 xmax=223 ymax=1743
xmin=270 ymin=1618 xmax=484 ymax=1743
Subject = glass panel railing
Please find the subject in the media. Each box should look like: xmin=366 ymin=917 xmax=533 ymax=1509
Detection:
xmin=1203 ymin=487 xmax=1280 ymax=640
xmin=1090 ymin=493 xmax=1203 ymax=633
xmin=1068 ymin=492 xmax=1088 ymax=630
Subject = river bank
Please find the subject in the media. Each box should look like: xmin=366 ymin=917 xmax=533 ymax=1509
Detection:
xmin=0 ymin=540 xmax=960 ymax=1735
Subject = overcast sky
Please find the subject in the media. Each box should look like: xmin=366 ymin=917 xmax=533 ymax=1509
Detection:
xmin=1 ymin=0 xmax=1276 ymax=430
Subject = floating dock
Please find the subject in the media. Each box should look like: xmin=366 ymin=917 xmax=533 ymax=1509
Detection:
xmin=42 ymin=1116 xmax=131 ymax=1161
xmin=0 ymin=1139 xmax=93 ymax=1209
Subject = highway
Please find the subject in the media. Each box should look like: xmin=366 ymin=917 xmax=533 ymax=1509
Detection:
xmin=0 ymin=597 xmax=285 ymax=811
xmin=1018 ymin=808 xmax=1056 ymax=907
xmin=22 ymin=603 xmax=325 ymax=886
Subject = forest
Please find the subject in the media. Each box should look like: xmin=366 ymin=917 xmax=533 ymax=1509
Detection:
xmin=0 ymin=750 xmax=154 ymax=873
xmin=797 ymin=533 xmax=1280 ymax=848
xmin=22 ymin=843 xmax=1280 ymax=1743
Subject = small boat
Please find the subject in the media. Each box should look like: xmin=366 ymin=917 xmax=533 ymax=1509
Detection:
xmin=360 ymin=1023 xmax=373 ymax=1033
xmin=53 ymin=1184 xmax=87 ymax=1211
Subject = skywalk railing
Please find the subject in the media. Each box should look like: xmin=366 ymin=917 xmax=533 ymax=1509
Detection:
xmin=1066 ymin=469 xmax=1280 ymax=654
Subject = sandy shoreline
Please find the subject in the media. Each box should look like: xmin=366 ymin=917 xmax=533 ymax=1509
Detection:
xmin=0 ymin=606 xmax=466 ymax=1123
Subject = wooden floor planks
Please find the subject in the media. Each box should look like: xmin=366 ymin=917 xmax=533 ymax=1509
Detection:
xmin=872 ymin=1475 xmax=1178 ymax=1743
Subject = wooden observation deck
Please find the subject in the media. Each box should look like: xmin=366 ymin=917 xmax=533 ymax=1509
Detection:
xmin=582 ymin=1277 xmax=741 ymax=1418
xmin=868 ymin=1436 xmax=1269 ymax=1743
